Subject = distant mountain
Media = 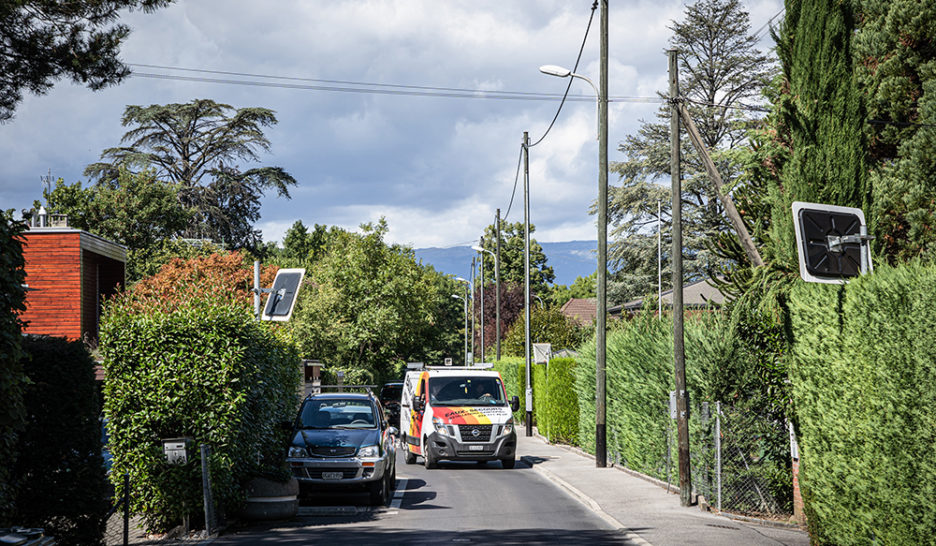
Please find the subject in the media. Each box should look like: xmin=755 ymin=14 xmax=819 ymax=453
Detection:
xmin=414 ymin=240 xmax=597 ymax=286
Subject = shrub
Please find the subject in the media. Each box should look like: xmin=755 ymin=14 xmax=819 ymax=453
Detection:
xmin=544 ymin=357 xmax=579 ymax=445
xmin=13 ymin=336 xmax=108 ymax=545
xmin=492 ymin=357 xmax=525 ymax=423
xmin=0 ymin=212 xmax=27 ymax=520
xmin=101 ymin=293 xmax=299 ymax=532
xmin=789 ymin=263 xmax=936 ymax=544
xmin=532 ymin=363 xmax=547 ymax=433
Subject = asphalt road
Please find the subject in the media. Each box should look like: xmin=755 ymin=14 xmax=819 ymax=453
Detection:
xmin=211 ymin=449 xmax=636 ymax=545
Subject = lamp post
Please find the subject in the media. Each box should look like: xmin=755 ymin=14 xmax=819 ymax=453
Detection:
xmin=455 ymin=276 xmax=472 ymax=364
xmin=532 ymin=294 xmax=545 ymax=309
xmin=472 ymin=243 xmax=498 ymax=364
xmin=452 ymin=294 xmax=468 ymax=367
xmin=539 ymin=0 xmax=608 ymax=468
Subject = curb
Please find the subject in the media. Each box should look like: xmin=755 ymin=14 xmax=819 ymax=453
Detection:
xmin=521 ymin=455 xmax=652 ymax=546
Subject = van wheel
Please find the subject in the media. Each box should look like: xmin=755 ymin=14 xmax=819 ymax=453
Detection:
xmin=423 ymin=438 xmax=437 ymax=469
xmin=501 ymin=456 xmax=516 ymax=469
xmin=404 ymin=448 xmax=416 ymax=465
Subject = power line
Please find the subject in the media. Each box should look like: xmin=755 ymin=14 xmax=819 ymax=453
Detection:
xmin=528 ymin=0 xmax=598 ymax=148
xmin=128 ymin=68 xmax=658 ymax=104
xmin=752 ymin=8 xmax=784 ymax=42
xmin=503 ymin=145 xmax=524 ymax=222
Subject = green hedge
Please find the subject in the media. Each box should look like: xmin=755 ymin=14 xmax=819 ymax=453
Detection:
xmin=101 ymin=295 xmax=300 ymax=532
xmin=13 ymin=337 xmax=109 ymax=545
xmin=0 ymin=213 xmax=26 ymax=520
xmin=532 ymin=363 xmax=547 ymax=433
xmin=789 ymin=263 xmax=936 ymax=544
xmin=544 ymin=357 xmax=579 ymax=445
xmin=492 ymin=357 xmax=525 ymax=423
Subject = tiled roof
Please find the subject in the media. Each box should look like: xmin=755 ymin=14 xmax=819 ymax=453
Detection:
xmin=612 ymin=278 xmax=729 ymax=313
xmin=560 ymin=298 xmax=597 ymax=325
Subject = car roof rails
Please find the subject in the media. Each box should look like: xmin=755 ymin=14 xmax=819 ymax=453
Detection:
xmin=315 ymin=385 xmax=377 ymax=395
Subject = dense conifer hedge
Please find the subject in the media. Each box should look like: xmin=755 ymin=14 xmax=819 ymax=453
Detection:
xmin=790 ymin=263 xmax=936 ymax=544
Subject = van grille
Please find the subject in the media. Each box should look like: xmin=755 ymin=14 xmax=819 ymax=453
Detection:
xmin=458 ymin=424 xmax=492 ymax=442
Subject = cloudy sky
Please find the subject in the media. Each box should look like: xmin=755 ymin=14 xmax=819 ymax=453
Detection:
xmin=0 ymin=0 xmax=782 ymax=249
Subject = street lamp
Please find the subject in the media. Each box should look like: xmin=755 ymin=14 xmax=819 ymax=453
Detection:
xmin=452 ymin=294 xmax=468 ymax=367
xmin=540 ymin=25 xmax=609 ymax=470
xmin=532 ymin=294 xmax=545 ymax=309
xmin=472 ymin=243 xmax=499 ymax=363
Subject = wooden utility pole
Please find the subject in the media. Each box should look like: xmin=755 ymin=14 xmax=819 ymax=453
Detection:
xmin=669 ymin=48 xmax=693 ymax=507
xmin=595 ymin=0 xmax=609 ymax=470
xmin=676 ymin=102 xmax=764 ymax=267
xmin=495 ymin=209 xmax=502 ymax=361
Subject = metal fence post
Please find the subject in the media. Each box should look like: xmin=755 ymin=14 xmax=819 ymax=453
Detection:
xmin=715 ymin=401 xmax=722 ymax=512
xmin=201 ymin=444 xmax=215 ymax=536
xmin=123 ymin=472 xmax=129 ymax=546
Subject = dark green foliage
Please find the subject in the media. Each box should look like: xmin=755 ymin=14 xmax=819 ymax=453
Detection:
xmin=770 ymin=0 xmax=869 ymax=270
xmin=500 ymin=306 xmax=585 ymax=358
xmin=85 ymin=99 xmax=296 ymax=251
xmin=492 ymin=357 xmax=525 ymax=423
xmin=100 ymin=295 xmax=300 ymax=532
xmin=532 ymin=364 xmax=547 ymax=435
xmin=543 ymin=357 xmax=579 ymax=445
xmin=13 ymin=337 xmax=108 ymax=545
xmin=44 ymin=171 xmax=191 ymax=283
xmin=855 ymin=0 xmax=936 ymax=262
xmin=0 ymin=212 xmax=27 ymax=519
xmin=0 ymin=0 xmax=172 ymax=122
xmin=789 ymin=264 xmax=936 ymax=544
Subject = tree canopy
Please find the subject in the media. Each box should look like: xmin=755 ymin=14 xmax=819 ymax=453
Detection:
xmin=606 ymin=0 xmax=775 ymax=304
xmin=84 ymin=99 xmax=296 ymax=251
xmin=0 ymin=0 xmax=171 ymax=122
xmin=479 ymin=221 xmax=555 ymax=295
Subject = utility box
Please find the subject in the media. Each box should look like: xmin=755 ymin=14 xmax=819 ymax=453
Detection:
xmin=162 ymin=438 xmax=193 ymax=464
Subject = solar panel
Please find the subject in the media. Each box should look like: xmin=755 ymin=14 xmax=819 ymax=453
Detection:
xmin=792 ymin=202 xmax=869 ymax=284
xmin=261 ymin=268 xmax=305 ymax=321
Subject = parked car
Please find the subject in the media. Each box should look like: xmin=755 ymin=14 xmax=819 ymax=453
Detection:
xmin=379 ymin=381 xmax=404 ymax=427
xmin=286 ymin=390 xmax=398 ymax=505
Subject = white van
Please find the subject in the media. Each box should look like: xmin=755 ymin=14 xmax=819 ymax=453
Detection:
xmin=399 ymin=367 xmax=520 ymax=469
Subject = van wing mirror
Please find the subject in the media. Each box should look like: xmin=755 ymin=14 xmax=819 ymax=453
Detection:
xmin=510 ymin=395 xmax=520 ymax=413
xmin=413 ymin=396 xmax=425 ymax=412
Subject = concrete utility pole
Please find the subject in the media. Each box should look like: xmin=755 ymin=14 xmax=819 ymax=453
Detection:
xmin=595 ymin=0 xmax=609 ymax=469
xmin=676 ymin=102 xmax=764 ymax=267
xmin=669 ymin=48 xmax=693 ymax=507
xmin=495 ymin=209 xmax=502 ymax=361
xmin=523 ymin=131 xmax=533 ymax=437
xmin=470 ymin=256 xmax=476 ymax=363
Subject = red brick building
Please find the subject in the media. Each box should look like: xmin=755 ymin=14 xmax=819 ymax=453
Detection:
xmin=21 ymin=222 xmax=126 ymax=342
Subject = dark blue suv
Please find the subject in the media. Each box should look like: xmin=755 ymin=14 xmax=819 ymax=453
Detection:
xmin=286 ymin=392 xmax=398 ymax=505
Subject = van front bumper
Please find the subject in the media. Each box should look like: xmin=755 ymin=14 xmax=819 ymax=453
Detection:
xmin=424 ymin=429 xmax=517 ymax=462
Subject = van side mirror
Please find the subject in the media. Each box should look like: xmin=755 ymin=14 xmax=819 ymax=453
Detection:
xmin=413 ymin=396 xmax=425 ymax=412
xmin=510 ymin=396 xmax=520 ymax=413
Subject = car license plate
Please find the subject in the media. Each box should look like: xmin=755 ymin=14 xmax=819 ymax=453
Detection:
xmin=468 ymin=445 xmax=484 ymax=451
xmin=322 ymin=472 xmax=343 ymax=480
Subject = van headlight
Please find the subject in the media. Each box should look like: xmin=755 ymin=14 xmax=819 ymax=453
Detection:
xmin=288 ymin=446 xmax=309 ymax=458
xmin=432 ymin=417 xmax=449 ymax=435
xmin=358 ymin=445 xmax=379 ymax=458
xmin=502 ymin=419 xmax=514 ymax=435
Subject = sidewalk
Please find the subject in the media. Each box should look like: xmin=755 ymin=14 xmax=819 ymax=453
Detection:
xmin=516 ymin=432 xmax=809 ymax=546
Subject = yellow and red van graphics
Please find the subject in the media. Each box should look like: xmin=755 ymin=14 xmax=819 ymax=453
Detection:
xmin=432 ymin=406 xmax=506 ymax=425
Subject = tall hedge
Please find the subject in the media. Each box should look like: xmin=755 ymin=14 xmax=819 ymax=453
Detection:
xmin=544 ymin=357 xmax=579 ymax=445
xmin=532 ymin=363 xmax=547 ymax=433
xmin=789 ymin=263 xmax=936 ymax=544
xmin=101 ymin=295 xmax=300 ymax=532
xmin=492 ymin=356 xmax=525 ymax=423
xmin=0 ymin=213 xmax=27 ymax=520
xmin=13 ymin=337 xmax=109 ymax=545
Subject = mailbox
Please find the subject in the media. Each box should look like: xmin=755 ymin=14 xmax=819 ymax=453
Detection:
xmin=162 ymin=437 xmax=192 ymax=464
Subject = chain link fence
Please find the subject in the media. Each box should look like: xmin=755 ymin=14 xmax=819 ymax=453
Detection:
xmin=610 ymin=399 xmax=793 ymax=520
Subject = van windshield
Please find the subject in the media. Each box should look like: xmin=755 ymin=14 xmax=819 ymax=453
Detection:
xmin=427 ymin=377 xmax=505 ymax=407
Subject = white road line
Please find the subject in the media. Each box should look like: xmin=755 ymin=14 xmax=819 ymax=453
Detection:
xmin=390 ymin=478 xmax=408 ymax=509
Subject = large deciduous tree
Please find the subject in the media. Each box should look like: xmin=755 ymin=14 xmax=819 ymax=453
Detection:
xmin=291 ymin=220 xmax=461 ymax=384
xmin=84 ymin=99 xmax=296 ymax=251
xmin=606 ymin=0 xmax=775 ymax=304
xmin=0 ymin=0 xmax=171 ymax=122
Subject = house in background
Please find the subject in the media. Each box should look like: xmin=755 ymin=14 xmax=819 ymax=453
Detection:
xmin=610 ymin=277 xmax=729 ymax=317
xmin=20 ymin=210 xmax=126 ymax=344
xmin=560 ymin=297 xmax=597 ymax=326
